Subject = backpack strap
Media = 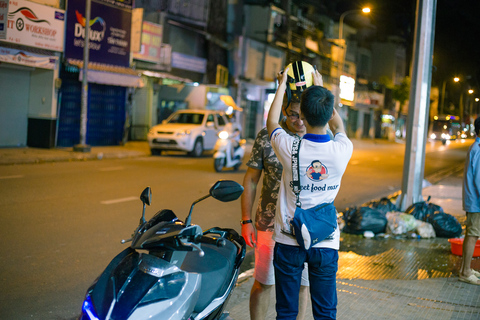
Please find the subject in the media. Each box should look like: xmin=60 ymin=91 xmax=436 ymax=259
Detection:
xmin=291 ymin=136 xmax=302 ymax=207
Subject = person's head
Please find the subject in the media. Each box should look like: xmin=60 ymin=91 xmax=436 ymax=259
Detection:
xmin=282 ymin=92 xmax=305 ymax=134
xmin=311 ymin=160 xmax=322 ymax=172
xmin=281 ymin=61 xmax=316 ymax=134
xmin=300 ymin=86 xmax=335 ymax=128
xmin=475 ymin=117 xmax=480 ymax=136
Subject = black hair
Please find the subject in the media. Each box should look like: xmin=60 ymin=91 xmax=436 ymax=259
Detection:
xmin=310 ymin=160 xmax=321 ymax=166
xmin=283 ymin=91 xmax=301 ymax=113
xmin=475 ymin=117 xmax=480 ymax=136
xmin=300 ymin=86 xmax=334 ymax=127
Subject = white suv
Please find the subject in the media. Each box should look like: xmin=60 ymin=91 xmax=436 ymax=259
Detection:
xmin=147 ymin=110 xmax=228 ymax=157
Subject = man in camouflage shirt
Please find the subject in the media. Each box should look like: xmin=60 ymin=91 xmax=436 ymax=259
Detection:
xmin=241 ymin=95 xmax=309 ymax=320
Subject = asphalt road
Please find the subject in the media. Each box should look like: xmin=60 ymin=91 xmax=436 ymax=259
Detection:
xmin=0 ymin=138 xmax=470 ymax=319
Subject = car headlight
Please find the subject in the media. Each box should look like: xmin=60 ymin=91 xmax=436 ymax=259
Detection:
xmin=218 ymin=130 xmax=229 ymax=140
xmin=176 ymin=130 xmax=191 ymax=137
xmin=430 ymin=133 xmax=436 ymax=139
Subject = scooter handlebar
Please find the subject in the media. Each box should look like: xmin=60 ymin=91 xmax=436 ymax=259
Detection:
xmin=195 ymin=234 xmax=227 ymax=247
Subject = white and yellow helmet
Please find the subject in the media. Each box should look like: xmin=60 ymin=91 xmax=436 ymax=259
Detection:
xmin=285 ymin=61 xmax=315 ymax=93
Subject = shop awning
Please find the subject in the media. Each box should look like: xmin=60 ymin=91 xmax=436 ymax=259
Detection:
xmin=141 ymin=70 xmax=192 ymax=83
xmin=68 ymin=59 xmax=145 ymax=88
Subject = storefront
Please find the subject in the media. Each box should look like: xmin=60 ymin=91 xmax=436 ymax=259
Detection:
xmin=0 ymin=0 xmax=64 ymax=148
xmin=57 ymin=0 xmax=143 ymax=147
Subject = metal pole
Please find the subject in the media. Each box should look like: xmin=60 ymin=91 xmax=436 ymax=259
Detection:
xmin=440 ymin=80 xmax=446 ymax=115
xmin=337 ymin=10 xmax=353 ymax=109
xmin=74 ymin=0 xmax=91 ymax=152
xmin=398 ymin=0 xmax=437 ymax=211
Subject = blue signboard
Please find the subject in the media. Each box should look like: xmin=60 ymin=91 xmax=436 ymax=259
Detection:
xmin=65 ymin=0 xmax=131 ymax=67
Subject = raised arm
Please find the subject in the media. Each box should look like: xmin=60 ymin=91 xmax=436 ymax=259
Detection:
xmin=328 ymin=108 xmax=346 ymax=136
xmin=267 ymin=69 xmax=289 ymax=137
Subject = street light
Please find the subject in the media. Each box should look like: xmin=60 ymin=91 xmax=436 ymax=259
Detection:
xmin=337 ymin=7 xmax=371 ymax=109
xmin=338 ymin=7 xmax=371 ymax=41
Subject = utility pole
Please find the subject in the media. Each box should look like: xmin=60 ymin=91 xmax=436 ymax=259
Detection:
xmin=74 ymin=0 xmax=91 ymax=152
xmin=398 ymin=0 xmax=437 ymax=211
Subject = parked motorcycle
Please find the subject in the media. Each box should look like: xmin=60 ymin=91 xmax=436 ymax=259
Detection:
xmin=213 ymin=130 xmax=246 ymax=172
xmin=78 ymin=180 xmax=246 ymax=320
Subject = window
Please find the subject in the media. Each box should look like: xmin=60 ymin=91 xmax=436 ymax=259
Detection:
xmin=216 ymin=114 xmax=226 ymax=126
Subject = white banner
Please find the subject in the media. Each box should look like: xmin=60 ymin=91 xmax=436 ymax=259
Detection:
xmin=0 ymin=46 xmax=58 ymax=69
xmin=0 ymin=0 xmax=7 ymax=40
xmin=5 ymin=0 xmax=64 ymax=52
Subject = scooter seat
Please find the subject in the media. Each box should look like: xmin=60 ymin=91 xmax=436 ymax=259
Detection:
xmin=180 ymin=239 xmax=237 ymax=313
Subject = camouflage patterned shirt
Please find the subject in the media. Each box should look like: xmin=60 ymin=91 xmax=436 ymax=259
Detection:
xmin=246 ymin=120 xmax=293 ymax=232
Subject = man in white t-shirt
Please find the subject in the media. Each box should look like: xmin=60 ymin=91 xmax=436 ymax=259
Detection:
xmin=266 ymin=67 xmax=353 ymax=319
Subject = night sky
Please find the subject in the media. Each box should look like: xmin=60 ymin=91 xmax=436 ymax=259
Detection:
xmin=333 ymin=0 xmax=480 ymax=95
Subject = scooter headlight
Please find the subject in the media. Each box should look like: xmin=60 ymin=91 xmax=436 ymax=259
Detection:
xmin=140 ymin=272 xmax=186 ymax=306
xmin=80 ymin=294 xmax=100 ymax=320
xmin=218 ymin=130 xmax=229 ymax=140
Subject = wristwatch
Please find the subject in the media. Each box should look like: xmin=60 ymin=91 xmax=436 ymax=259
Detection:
xmin=240 ymin=219 xmax=252 ymax=225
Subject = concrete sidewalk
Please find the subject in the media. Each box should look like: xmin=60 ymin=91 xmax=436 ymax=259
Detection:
xmin=0 ymin=141 xmax=151 ymax=165
xmin=226 ymin=168 xmax=480 ymax=320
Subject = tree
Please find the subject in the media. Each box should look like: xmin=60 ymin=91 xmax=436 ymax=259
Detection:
xmin=392 ymin=77 xmax=411 ymax=118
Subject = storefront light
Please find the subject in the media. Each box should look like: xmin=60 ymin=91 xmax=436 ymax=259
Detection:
xmin=339 ymin=75 xmax=355 ymax=101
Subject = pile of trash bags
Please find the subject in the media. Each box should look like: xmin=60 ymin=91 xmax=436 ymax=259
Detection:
xmin=340 ymin=196 xmax=462 ymax=239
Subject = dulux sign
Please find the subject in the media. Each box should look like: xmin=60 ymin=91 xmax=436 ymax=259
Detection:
xmin=65 ymin=0 xmax=131 ymax=67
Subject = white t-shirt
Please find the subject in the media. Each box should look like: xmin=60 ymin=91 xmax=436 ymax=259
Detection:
xmin=270 ymin=129 xmax=353 ymax=249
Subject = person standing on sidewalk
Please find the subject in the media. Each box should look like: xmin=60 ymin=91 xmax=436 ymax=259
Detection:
xmin=460 ymin=116 xmax=480 ymax=285
xmin=267 ymin=68 xmax=352 ymax=319
xmin=240 ymin=62 xmax=317 ymax=320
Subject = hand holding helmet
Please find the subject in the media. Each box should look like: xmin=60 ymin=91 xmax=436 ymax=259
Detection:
xmin=283 ymin=61 xmax=320 ymax=107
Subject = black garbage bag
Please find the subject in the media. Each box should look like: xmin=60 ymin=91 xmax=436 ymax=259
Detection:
xmin=426 ymin=211 xmax=462 ymax=238
xmin=405 ymin=197 xmax=444 ymax=222
xmin=343 ymin=206 xmax=388 ymax=235
xmin=364 ymin=197 xmax=397 ymax=215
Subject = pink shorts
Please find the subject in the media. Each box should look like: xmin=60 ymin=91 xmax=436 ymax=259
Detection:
xmin=254 ymin=230 xmax=309 ymax=286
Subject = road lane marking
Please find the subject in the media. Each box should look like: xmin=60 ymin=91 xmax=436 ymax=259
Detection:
xmin=0 ymin=175 xmax=24 ymax=179
xmin=99 ymin=166 xmax=125 ymax=172
xmin=101 ymin=196 xmax=138 ymax=205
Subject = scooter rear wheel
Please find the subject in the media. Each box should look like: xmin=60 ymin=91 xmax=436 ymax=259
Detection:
xmin=214 ymin=157 xmax=225 ymax=172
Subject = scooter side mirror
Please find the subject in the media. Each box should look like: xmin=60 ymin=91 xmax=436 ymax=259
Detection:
xmin=209 ymin=180 xmax=244 ymax=202
xmin=140 ymin=187 xmax=152 ymax=206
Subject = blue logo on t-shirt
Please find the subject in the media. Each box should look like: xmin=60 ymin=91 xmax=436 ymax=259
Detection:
xmin=306 ymin=160 xmax=329 ymax=181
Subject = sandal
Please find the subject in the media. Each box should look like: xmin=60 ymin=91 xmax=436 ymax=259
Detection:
xmin=459 ymin=274 xmax=480 ymax=285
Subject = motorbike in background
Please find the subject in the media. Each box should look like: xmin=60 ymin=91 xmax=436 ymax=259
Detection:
xmin=78 ymin=180 xmax=246 ymax=320
xmin=213 ymin=130 xmax=246 ymax=172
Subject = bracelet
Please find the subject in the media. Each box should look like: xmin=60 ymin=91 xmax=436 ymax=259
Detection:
xmin=240 ymin=219 xmax=253 ymax=225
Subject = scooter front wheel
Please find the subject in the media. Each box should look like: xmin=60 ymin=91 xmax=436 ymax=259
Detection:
xmin=214 ymin=157 xmax=225 ymax=172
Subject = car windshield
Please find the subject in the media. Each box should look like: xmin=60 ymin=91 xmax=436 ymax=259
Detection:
xmin=168 ymin=113 xmax=205 ymax=125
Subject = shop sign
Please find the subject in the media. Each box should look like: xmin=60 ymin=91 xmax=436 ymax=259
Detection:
xmin=133 ymin=21 xmax=162 ymax=63
xmin=339 ymin=75 xmax=355 ymax=102
xmin=0 ymin=46 xmax=58 ymax=69
xmin=171 ymin=51 xmax=206 ymax=73
xmin=65 ymin=0 xmax=131 ymax=67
xmin=4 ymin=0 xmax=64 ymax=51
xmin=0 ymin=0 xmax=7 ymax=40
